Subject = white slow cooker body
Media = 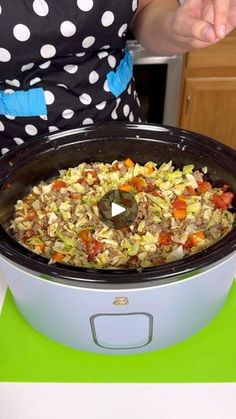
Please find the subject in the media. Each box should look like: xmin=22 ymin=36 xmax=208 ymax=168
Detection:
xmin=1 ymin=253 xmax=235 ymax=354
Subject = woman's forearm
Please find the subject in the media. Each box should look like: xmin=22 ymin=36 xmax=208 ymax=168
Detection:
xmin=130 ymin=1 xmax=183 ymax=55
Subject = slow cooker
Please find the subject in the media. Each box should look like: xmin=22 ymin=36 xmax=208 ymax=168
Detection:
xmin=0 ymin=122 xmax=235 ymax=354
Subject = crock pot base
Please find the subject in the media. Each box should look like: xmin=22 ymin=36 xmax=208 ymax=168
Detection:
xmin=0 ymin=283 xmax=236 ymax=382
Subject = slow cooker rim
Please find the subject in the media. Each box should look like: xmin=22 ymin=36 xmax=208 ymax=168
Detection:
xmin=0 ymin=121 xmax=235 ymax=286
xmin=0 ymin=121 xmax=236 ymax=163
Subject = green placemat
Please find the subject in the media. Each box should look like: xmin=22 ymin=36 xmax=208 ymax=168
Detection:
xmin=0 ymin=282 xmax=236 ymax=383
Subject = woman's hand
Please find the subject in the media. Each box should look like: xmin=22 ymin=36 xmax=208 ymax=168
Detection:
xmin=174 ymin=0 xmax=236 ymax=48
xmin=131 ymin=0 xmax=236 ymax=54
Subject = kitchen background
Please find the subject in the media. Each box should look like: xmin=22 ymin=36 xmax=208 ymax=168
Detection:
xmin=128 ymin=28 xmax=236 ymax=150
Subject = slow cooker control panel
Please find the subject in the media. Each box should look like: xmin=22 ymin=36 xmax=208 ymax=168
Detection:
xmin=90 ymin=313 xmax=153 ymax=350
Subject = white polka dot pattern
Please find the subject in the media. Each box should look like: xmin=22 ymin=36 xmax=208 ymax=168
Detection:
xmin=111 ymin=98 xmax=121 ymax=120
xmin=33 ymin=0 xmax=49 ymax=16
xmin=118 ymin=23 xmax=128 ymax=37
xmin=25 ymin=124 xmax=38 ymax=136
xmin=77 ymin=0 xmax=93 ymax=12
xmin=40 ymin=44 xmax=56 ymax=58
xmin=82 ymin=118 xmax=93 ymax=125
xmin=5 ymin=79 xmax=20 ymax=87
xmin=132 ymin=0 xmax=138 ymax=12
xmin=123 ymin=104 xmax=130 ymax=117
xmin=63 ymin=64 xmax=78 ymax=74
xmin=48 ymin=126 xmax=59 ymax=132
xmin=39 ymin=60 xmax=51 ymax=69
xmin=96 ymin=101 xmax=106 ymax=110
xmin=44 ymin=90 xmax=55 ymax=105
xmin=98 ymin=51 xmax=108 ymax=59
xmin=79 ymin=93 xmax=92 ymax=105
xmin=82 ymin=36 xmax=95 ymax=48
xmin=108 ymin=55 xmax=116 ymax=68
xmin=21 ymin=63 xmax=35 ymax=71
xmin=57 ymin=83 xmax=69 ymax=89
xmin=60 ymin=21 xmax=76 ymax=37
xmin=0 ymin=48 xmax=11 ymax=62
xmin=101 ymin=11 xmax=114 ymax=27
xmin=1 ymin=148 xmax=10 ymax=155
xmin=75 ymin=52 xmax=85 ymax=57
xmin=4 ymin=89 xmax=14 ymax=94
xmin=30 ymin=77 xmax=41 ymax=86
xmin=13 ymin=24 xmax=31 ymax=42
xmin=13 ymin=137 xmax=24 ymax=145
xmin=103 ymin=80 xmax=110 ymax=92
xmin=62 ymin=109 xmax=74 ymax=119
xmin=89 ymin=71 xmax=99 ymax=84
xmin=5 ymin=114 xmax=15 ymax=120
xmin=0 ymin=0 xmax=141 ymax=152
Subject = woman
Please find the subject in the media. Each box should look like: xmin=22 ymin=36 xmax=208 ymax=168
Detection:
xmin=0 ymin=0 xmax=235 ymax=155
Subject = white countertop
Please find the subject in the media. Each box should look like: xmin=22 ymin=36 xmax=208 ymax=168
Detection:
xmin=0 ymin=383 xmax=235 ymax=419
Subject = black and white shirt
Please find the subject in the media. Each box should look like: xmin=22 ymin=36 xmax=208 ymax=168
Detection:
xmin=0 ymin=0 xmax=141 ymax=154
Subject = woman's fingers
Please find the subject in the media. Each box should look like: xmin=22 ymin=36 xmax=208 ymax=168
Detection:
xmin=213 ymin=0 xmax=230 ymax=38
xmin=173 ymin=11 xmax=217 ymax=44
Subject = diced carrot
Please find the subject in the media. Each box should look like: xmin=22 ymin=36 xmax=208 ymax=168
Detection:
xmin=172 ymin=198 xmax=187 ymax=210
xmin=185 ymin=185 xmax=196 ymax=195
xmin=173 ymin=208 xmax=186 ymax=220
xmin=212 ymin=192 xmax=234 ymax=210
xmin=70 ymin=193 xmax=82 ymax=200
xmin=79 ymin=229 xmax=92 ymax=243
xmin=177 ymin=194 xmax=187 ymax=201
xmin=86 ymin=239 xmax=104 ymax=258
xmin=183 ymin=237 xmax=193 ymax=249
xmin=197 ymin=181 xmax=212 ymax=194
xmin=35 ymin=243 xmax=45 ymax=251
xmin=52 ymin=180 xmax=67 ymax=190
xmin=24 ymin=211 xmax=36 ymax=221
xmin=119 ymin=183 xmax=132 ymax=192
xmin=159 ymin=231 xmax=172 ymax=246
xmin=52 ymin=252 xmax=65 ymax=262
xmin=132 ymin=176 xmax=144 ymax=192
xmin=145 ymin=166 xmax=154 ymax=175
xmin=190 ymin=231 xmax=205 ymax=246
xmin=124 ymin=158 xmax=135 ymax=168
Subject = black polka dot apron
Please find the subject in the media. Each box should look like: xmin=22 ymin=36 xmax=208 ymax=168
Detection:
xmin=0 ymin=0 xmax=141 ymax=155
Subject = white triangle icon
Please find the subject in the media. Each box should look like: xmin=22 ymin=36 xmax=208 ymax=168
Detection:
xmin=111 ymin=202 xmax=126 ymax=217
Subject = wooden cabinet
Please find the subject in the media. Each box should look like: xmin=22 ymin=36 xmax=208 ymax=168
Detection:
xmin=179 ymin=30 xmax=236 ymax=149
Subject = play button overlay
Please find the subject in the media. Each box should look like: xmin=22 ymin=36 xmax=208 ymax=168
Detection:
xmin=111 ymin=202 xmax=126 ymax=217
xmin=98 ymin=190 xmax=138 ymax=229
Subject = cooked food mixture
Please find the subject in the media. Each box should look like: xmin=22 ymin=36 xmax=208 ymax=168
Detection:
xmin=10 ymin=159 xmax=235 ymax=269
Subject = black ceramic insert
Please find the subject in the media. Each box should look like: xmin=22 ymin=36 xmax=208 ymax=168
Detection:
xmin=0 ymin=122 xmax=235 ymax=286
